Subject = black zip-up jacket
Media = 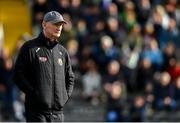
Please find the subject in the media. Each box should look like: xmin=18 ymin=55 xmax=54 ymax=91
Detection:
xmin=13 ymin=32 xmax=75 ymax=112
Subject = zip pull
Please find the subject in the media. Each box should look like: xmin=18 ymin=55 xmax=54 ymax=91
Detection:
xmin=59 ymin=51 xmax=62 ymax=55
xmin=36 ymin=47 xmax=40 ymax=53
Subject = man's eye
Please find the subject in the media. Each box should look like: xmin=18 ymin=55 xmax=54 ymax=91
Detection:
xmin=54 ymin=23 xmax=63 ymax=26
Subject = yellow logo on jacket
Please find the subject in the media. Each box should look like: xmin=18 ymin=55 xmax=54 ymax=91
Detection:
xmin=58 ymin=58 xmax=63 ymax=66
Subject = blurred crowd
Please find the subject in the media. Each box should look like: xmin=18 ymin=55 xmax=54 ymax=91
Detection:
xmin=0 ymin=0 xmax=180 ymax=121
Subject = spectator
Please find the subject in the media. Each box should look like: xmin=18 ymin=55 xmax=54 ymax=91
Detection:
xmin=129 ymin=95 xmax=147 ymax=121
xmin=167 ymin=60 xmax=180 ymax=82
xmin=81 ymin=59 xmax=102 ymax=105
xmin=32 ymin=0 xmax=48 ymax=36
xmin=136 ymin=0 xmax=151 ymax=28
xmin=140 ymin=38 xmax=163 ymax=71
xmin=69 ymin=0 xmax=82 ymax=22
xmin=153 ymin=72 xmax=176 ymax=111
xmin=136 ymin=58 xmax=154 ymax=92
xmin=106 ymin=16 xmax=126 ymax=46
xmin=156 ymin=16 xmax=179 ymax=49
xmin=0 ymin=48 xmax=15 ymax=120
xmin=92 ymin=35 xmax=120 ymax=73
xmin=56 ymin=0 xmax=70 ymax=14
xmin=103 ymin=60 xmax=127 ymax=99
xmin=105 ymin=81 xmax=127 ymax=122
xmin=162 ymin=42 xmax=176 ymax=71
xmin=174 ymin=77 xmax=180 ymax=109
xmin=120 ymin=1 xmax=137 ymax=31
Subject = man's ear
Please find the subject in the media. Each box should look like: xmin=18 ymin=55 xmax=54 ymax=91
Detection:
xmin=42 ymin=21 xmax=46 ymax=29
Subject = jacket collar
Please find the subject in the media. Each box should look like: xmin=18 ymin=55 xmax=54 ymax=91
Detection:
xmin=38 ymin=32 xmax=58 ymax=48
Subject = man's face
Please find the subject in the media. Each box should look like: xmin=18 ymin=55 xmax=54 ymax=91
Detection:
xmin=43 ymin=21 xmax=64 ymax=39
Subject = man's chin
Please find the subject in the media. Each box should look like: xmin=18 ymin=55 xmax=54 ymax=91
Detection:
xmin=53 ymin=34 xmax=61 ymax=38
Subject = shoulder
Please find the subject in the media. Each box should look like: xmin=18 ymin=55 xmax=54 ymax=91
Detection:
xmin=57 ymin=43 xmax=69 ymax=56
xmin=21 ymin=38 xmax=38 ymax=51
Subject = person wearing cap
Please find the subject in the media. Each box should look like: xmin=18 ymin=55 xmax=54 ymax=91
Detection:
xmin=13 ymin=11 xmax=75 ymax=122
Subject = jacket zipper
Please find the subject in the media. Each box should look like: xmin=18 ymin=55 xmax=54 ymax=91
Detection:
xmin=51 ymin=49 xmax=55 ymax=111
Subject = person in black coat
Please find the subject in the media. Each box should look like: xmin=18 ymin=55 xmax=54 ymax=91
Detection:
xmin=13 ymin=11 xmax=75 ymax=122
xmin=153 ymin=72 xmax=176 ymax=111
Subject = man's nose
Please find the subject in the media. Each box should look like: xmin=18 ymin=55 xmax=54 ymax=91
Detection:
xmin=56 ymin=25 xmax=62 ymax=29
xmin=55 ymin=27 xmax=60 ymax=31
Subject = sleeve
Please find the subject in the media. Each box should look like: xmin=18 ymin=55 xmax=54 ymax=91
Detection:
xmin=13 ymin=43 xmax=34 ymax=94
xmin=65 ymin=51 xmax=75 ymax=98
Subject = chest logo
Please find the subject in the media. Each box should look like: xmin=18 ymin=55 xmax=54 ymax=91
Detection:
xmin=39 ymin=56 xmax=47 ymax=62
xmin=58 ymin=58 xmax=63 ymax=66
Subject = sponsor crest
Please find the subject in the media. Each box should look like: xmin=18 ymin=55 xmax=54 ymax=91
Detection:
xmin=58 ymin=58 xmax=63 ymax=66
xmin=39 ymin=56 xmax=47 ymax=62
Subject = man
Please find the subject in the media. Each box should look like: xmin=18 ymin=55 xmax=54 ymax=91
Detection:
xmin=13 ymin=11 xmax=75 ymax=122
